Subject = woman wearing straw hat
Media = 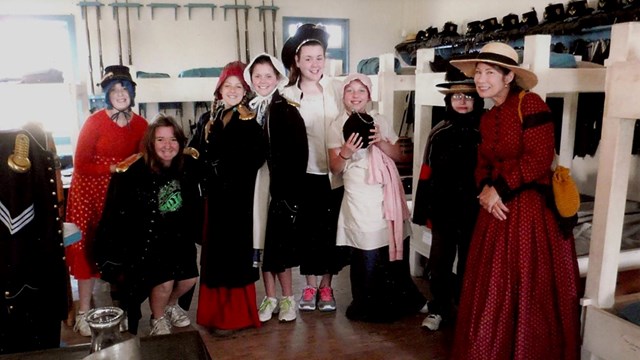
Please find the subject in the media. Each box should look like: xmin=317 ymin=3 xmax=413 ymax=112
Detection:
xmin=449 ymin=42 xmax=580 ymax=359
xmin=412 ymin=68 xmax=483 ymax=332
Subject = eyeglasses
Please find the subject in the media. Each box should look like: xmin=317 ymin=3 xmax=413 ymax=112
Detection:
xmin=452 ymin=94 xmax=474 ymax=101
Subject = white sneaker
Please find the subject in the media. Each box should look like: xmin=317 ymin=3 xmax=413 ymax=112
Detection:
xmin=74 ymin=311 xmax=91 ymax=337
xmin=150 ymin=316 xmax=171 ymax=336
xmin=278 ymin=296 xmax=297 ymax=322
xmin=165 ymin=304 xmax=190 ymax=328
xmin=421 ymin=314 xmax=442 ymax=331
xmin=258 ymin=296 xmax=279 ymax=322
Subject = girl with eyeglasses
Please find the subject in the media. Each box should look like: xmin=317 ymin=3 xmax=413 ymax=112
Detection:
xmin=412 ymin=68 xmax=484 ymax=331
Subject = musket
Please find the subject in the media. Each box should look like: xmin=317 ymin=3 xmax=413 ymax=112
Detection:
xmin=234 ymin=0 xmax=241 ymax=61
xmin=82 ymin=4 xmax=95 ymax=94
xmin=271 ymin=0 xmax=277 ymax=57
xmin=95 ymin=3 xmax=104 ymax=75
xmin=261 ymin=0 xmax=267 ymax=53
xmin=115 ymin=0 xmax=123 ymax=65
xmin=244 ymin=0 xmax=250 ymax=62
xmin=125 ymin=0 xmax=133 ymax=65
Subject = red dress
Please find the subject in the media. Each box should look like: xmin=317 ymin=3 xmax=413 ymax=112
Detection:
xmin=65 ymin=110 xmax=147 ymax=279
xmin=451 ymin=92 xmax=580 ymax=360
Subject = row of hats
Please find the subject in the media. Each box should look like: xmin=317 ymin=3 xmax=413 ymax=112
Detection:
xmin=409 ymin=0 xmax=638 ymax=43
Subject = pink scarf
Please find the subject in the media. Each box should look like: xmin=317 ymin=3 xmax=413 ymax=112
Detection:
xmin=366 ymin=145 xmax=410 ymax=261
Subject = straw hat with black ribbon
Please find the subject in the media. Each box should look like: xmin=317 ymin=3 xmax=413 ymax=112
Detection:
xmin=449 ymin=42 xmax=538 ymax=90
xmin=435 ymin=64 xmax=477 ymax=95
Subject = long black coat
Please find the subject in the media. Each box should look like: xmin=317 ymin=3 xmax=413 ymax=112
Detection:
xmin=0 ymin=130 xmax=68 ymax=354
xmin=95 ymin=155 xmax=202 ymax=334
xmin=266 ymin=91 xmax=308 ymax=202
xmin=191 ymin=105 xmax=266 ymax=288
xmin=412 ymin=114 xmax=481 ymax=230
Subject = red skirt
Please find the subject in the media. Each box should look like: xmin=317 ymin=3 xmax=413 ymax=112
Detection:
xmin=196 ymin=284 xmax=261 ymax=331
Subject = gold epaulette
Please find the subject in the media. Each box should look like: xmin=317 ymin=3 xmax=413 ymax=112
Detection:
xmin=115 ymin=153 xmax=143 ymax=173
xmin=237 ymin=104 xmax=256 ymax=120
xmin=282 ymin=95 xmax=300 ymax=108
xmin=183 ymin=147 xmax=200 ymax=159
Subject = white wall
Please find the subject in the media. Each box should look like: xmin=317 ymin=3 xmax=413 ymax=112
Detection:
xmin=0 ymin=0 xmax=410 ymax=80
xmin=0 ymin=0 xmax=602 ymax=88
xmin=2 ymin=0 xmax=636 ymax=198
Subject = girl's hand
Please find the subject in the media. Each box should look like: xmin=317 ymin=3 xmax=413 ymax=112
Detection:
xmin=340 ymin=132 xmax=363 ymax=159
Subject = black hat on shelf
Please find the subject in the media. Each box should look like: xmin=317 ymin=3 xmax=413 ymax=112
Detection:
xmin=567 ymin=0 xmax=593 ymax=17
xmin=466 ymin=21 xmax=482 ymax=36
xmin=480 ymin=17 xmax=500 ymax=32
xmin=544 ymin=3 xmax=566 ymax=22
xmin=100 ymin=65 xmax=136 ymax=88
xmin=281 ymin=23 xmax=329 ymax=70
xmin=439 ymin=21 xmax=459 ymax=37
xmin=522 ymin=8 xmax=539 ymax=26
xmin=502 ymin=14 xmax=520 ymax=31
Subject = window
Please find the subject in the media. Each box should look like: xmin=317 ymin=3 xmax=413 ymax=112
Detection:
xmin=282 ymin=17 xmax=349 ymax=74
xmin=0 ymin=15 xmax=78 ymax=156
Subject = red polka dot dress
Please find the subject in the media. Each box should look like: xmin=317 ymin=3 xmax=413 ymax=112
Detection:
xmin=65 ymin=109 xmax=147 ymax=279
xmin=451 ymin=92 xmax=580 ymax=360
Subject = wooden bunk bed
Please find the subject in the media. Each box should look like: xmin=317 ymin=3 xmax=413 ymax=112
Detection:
xmin=408 ymin=33 xmax=612 ymax=277
xmin=132 ymin=54 xmax=415 ymax=136
xmin=581 ymin=21 xmax=640 ymax=360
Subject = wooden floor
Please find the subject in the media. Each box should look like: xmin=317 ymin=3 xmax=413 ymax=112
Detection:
xmin=60 ymin=265 xmax=453 ymax=360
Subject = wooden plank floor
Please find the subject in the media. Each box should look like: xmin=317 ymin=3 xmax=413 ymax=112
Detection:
xmin=61 ymin=265 xmax=454 ymax=359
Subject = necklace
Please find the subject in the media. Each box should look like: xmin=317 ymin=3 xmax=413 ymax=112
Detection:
xmin=353 ymin=111 xmax=374 ymax=125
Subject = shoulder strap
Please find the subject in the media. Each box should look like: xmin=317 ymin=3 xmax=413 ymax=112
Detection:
xmin=517 ymin=90 xmax=526 ymax=123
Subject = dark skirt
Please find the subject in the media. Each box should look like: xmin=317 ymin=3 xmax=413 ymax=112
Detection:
xmin=262 ymin=198 xmax=301 ymax=273
xmin=345 ymin=238 xmax=426 ymax=323
xmin=297 ymin=173 xmax=349 ymax=276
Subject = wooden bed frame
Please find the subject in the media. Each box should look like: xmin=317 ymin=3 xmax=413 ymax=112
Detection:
xmin=408 ymin=32 xmax=609 ymax=276
xmin=581 ymin=21 xmax=640 ymax=360
xmin=408 ymin=22 xmax=640 ymax=360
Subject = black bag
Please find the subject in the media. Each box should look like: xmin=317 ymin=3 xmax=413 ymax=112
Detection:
xmin=343 ymin=112 xmax=375 ymax=148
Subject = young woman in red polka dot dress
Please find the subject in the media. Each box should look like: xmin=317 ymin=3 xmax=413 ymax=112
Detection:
xmin=65 ymin=65 xmax=147 ymax=336
xmin=449 ymin=43 xmax=580 ymax=359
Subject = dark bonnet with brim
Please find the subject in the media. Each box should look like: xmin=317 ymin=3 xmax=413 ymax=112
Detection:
xmin=100 ymin=65 xmax=136 ymax=88
xmin=281 ymin=24 xmax=329 ymax=70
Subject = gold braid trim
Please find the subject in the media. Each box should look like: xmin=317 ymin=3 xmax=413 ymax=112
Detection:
xmin=183 ymin=147 xmax=200 ymax=159
xmin=237 ymin=104 xmax=256 ymax=120
xmin=115 ymin=153 xmax=143 ymax=173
